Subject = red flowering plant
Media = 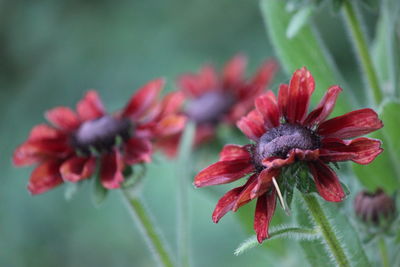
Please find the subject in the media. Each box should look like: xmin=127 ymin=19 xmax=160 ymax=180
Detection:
xmin=13 ymin=79 xmax=186 ymax=195
xmin=194 ymin=67 xmax=383 ymax=243
xmin=155 ymin=55 xmax=278 ymax=157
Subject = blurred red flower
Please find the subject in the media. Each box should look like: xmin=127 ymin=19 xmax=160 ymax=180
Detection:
xmin=194 ymin=67 xmax=383 ymax=243
xmin=14 ymin=79 xmax=186 ymax=194
xmin=156 ymin=55 xmax=278 ymax=157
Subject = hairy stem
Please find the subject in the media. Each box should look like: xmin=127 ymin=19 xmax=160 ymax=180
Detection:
xmin=121 ymin=189 xmax=176 ymax=267
xmin=302 ymin=194 xmax=350 ymax=267
xmin=342 ymin=0 xmax=383 ymax=104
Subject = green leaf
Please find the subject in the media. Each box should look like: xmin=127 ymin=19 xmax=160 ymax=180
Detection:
xmin=260 ymin=0 xmax=352 ymax=116
xmin=286 ymin=6 xmax=314 ymax=39
xmin=353 ymin=100 xmax=400 ymax=193
xmin=92 ymin=175 xmax=108 ymax=206
xmin=234 ymin=225 xmax=319 ymax=256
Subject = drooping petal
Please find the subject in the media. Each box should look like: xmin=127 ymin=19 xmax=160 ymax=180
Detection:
xmin=194 ymin=160 xmax=254 ymax=188
xmin=223 ymin=54 xmax=247 ymax=88
xmin=77 ymin=90 xmax=105 ymax=121
xmin=100 ymin=151 xmax=125 ymax=189
xmin=13 ymin=140 xmax=71 ymax=166
xmin=303 ymin=86 xmax=343 ymax=126
xmin=317 ymin=108 xmax=383 ymax=139
xmin=250 ymin=168 xmax=280 ymax=199
xmin=236 ymin=110 xmax=265 ymax=141
xmin=308 ymin=160 xmax=345 ymax=202
xmin=122 ymin=78 xmax=164 ymax=120
xmin=28 ymin=160 xmax=63 ymax=195
xmin=286 ymin=67 xmax=315 ymax=123
xmin=254 ymin=190 xmax=277 ymax=243
xmin=255 ymin=91 xmax=280 ymax=129
xmin=261 ymin=150 xmax=296 ymax=169
xmin=219 ymin=144 xmax=252 ymax=161
xmin=320 ymin=137 xmax=383 ymax=165
xmin=232 ymin=174 xmax=258 ymax=211
xmin=124 ymin=137 xmax=152 ymax=164
xmin=45 ymin=107 xmax=80 ymax=131
xmin=212 ymin=186 xmax=244 ymax=223
xmin=60 ymin=156 xmax=96 ymax=182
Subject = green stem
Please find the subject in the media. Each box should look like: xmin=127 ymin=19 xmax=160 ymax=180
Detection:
xmin=121 ymin=189 xmax=176 ymax=267
xmin=378 ymin=236 xmax=389 ymax=267
xmin=342 ymin=0 xmax=383 ymax=104
xmin=176 ymin=122 xmax=196 ymax=267
xmin=302 ymin=194 xmax=351 ymax=267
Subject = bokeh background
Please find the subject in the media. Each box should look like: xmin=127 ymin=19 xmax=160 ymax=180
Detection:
xmin=0 ymin=0 xmax=378 ymax=266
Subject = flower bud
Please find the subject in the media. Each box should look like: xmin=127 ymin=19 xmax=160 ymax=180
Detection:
xmin=354 ymin=188 xmax=396 ymax=225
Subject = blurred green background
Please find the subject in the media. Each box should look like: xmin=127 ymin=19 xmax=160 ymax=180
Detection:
xmin=0 ymin=0 xmax=377 ymax=266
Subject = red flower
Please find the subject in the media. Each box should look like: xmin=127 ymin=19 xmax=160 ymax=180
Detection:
xmin=156 ymin=55 xmax=278 ymax=157
xmin=14 ymin=79 xmax=186 ymax=195
xmin=194 ymin=67 xmax=383 ymax=243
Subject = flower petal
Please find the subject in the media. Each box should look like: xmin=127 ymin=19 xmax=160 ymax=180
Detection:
xmin=100 ymin=151 xmax=125 ymax=189
xmin=236 ymin=110 xmax=265 ymax=141
xmin=232 ymin=174 xmax=258 ymax=211
xmin=278 ymin=83 xmax=289 ymax=120
xmin=122 ymin=78 xmax=164 ymax=120
xmin=303 ymin=86 xmax=343 ymax=126
xmin=255 ymin=91 xmax=280 ymax=129
xmin=45 ymin=107 xmax=80 ymax=131
xmin=219 ymin=144 xmax=252 ymax=161
xmin=286 ymin=67 xmax=315 ymax=123
xmin=28 ymin=160 xmax=63 ymax=195
xmin=254 ymin=190 xmax=277 ymax=243
xmin=320 ymin=137 xmax=383 ymax=165
xmin=250 ymin=168 xmax=280 ymax=199
xmin=194 ymin=160 xmax=254 ymax=188
xmin=154 ymin=114 xmax=187 ymax=137
xmin=307 ymin=160 xmax=345 ymax=202
xmin=223 ymin=54 xmax=247 ymax=88
xmin=212 ymin=186 xmax=244 ymax=223
xmin=317 ymin=108 xmax=383 ymax=139
xmin=248 ymin=60 xmax=278 ymax=95
xmin=77 ymin=90 xmax=105 ymax=121
xmin=177 ymin=66 xmax=218 ymax=97
xmin=60 ymin=156 xmax=96 ymax=182
xmin=261 ymin=150 xmax=296 ymax=169
xmin=27 ymin=124 xmax=66 ymax=142
xmin=124 ymin=137 xmax=152 ymax=164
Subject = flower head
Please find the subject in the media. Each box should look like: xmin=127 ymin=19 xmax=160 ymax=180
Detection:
xmin=354 ymin=188 xmax=396 ymax=226
xmin=156 ymin=55 xmax=277 ymax=157
xmin=14 ymin=79 xmax=186 ymax=194
xmin=194 ymin=67 xmax=383 ymax=243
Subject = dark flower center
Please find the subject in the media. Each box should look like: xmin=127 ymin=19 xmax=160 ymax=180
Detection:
xmin=185 ymin=91 xmax=235 ymax=125
xmin=253 ymin=123 xmax=320 ymax=168
xmin=71 ymin=115 xmax=131 ymax=155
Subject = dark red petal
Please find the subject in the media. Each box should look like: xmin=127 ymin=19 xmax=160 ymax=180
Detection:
xmin=223 ymin=54 xmax=247 ymax=88
xmin=262 ymin=150 xmax=296 ymax=169
xmin=13 ymin=140 xmax=71 ymax=166
xmin=318 ymin=108 xmax=383 ymax=139
xmin=159 ymin=91 xmax=185 ymax=116
xmin=194 ymin=160 xmax=254 ymax=188
xmin=60 ymin=156 xmax=96 ymax=182
xmin=45 ymin=107 xmax=80 ymax=131
xmin=219 ymin=144 xmax=252 ymax=161
xmin=248 ymin=60 xmax=278 ymax=94
xmin=124 ymin=137 xmax=152 ymax=164
xmin=177 ymin=66 xmax=218 ymax=97
xmin=250 ymin=168 xmax=280 ymax=199
xmin=254 ymin=191 xmax=277 ymax=243
xmin=154 ymin=115 xmax=187 ymax=137
xmin=308 ymin=160 xmax=345 ymax=202
xmin=255 ymin=91 xmax=280 ymax=129
xmin=236 ymin=110 xmax=265 ymax=141
xmin=77 ymin=90 xmax=105 ymax=121
xmin=286 ymin=67 xmax=315 ymax=123
xmin=278 ymin=84 xmax=289 ymax=119
xmin=232 ymin=174 xmax=258 ymax=211
xmin=303 ymin=86 xmax=343 ymax=126
xmin=27 ymin=124 xmax=66 ymax=142
xmin=28 ymin=160 xmax=63 ymax=195
xmin=122 ymin=78 xmax=164 ymax=119
xmin=320 ymin=137 xmax=383 ymax=165
xmin=100 ymin=151 xmax=125 ymax=189
xmin=212 ymin=186 xmax=244 ymax=223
